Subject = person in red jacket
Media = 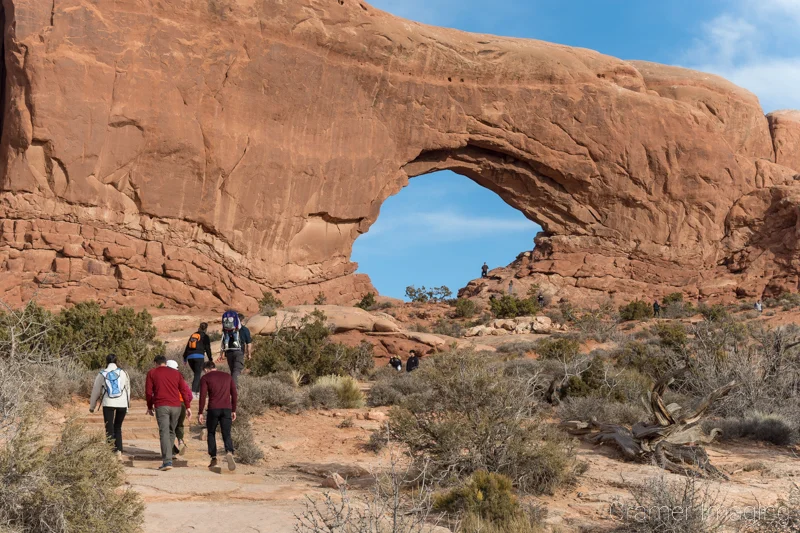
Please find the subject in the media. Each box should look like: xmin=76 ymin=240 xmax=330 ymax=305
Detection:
xmin=198 ymin=361 xmax=238 ymax=471
xmin=146 ymin=355 xmax=193 ymax=471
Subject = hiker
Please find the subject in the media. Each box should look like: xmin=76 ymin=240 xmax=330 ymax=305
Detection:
xmin=508 ymin=280 xmax=514 ymax=295
xmin=146 ymin=355 xmax=193 ymax=471
xmin=237 ymin=313 xmax=253 ymax=363
xmin=198 ymin=361 xmax=238 ymax=471
xmin=183 ymin=322 xmax=213 ymax=399
xmin=481 ymin=262 xmax=489 ymax=278
xmin=89 ymin=354 xmax=130 ymax=457
xmin=389 ymin=356 xmax=402 ymax=372
xmin=165 ymin=360 xmax=188 ymax=457
xmin=406 ymin=350 xmax=420 ymax=372
xmin=755 ymin=300 xmax=763 ymax=314
xmin=537 ymin=293 xmax=545 ymax=308
xmin=218 ymin=310 xmax=245 ymax=385
xmin=653 ymin=300 xmax=661 ymax=317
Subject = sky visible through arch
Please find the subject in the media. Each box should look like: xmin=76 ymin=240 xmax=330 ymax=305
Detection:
xmin=352 ymin=0 xmax=800 ymax=300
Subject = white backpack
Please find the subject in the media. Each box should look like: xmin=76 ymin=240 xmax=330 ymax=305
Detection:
xmin=101 ymin=369 xmax=124 ymax=399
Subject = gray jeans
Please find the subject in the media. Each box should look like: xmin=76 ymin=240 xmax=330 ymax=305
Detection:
xmin=225 ymin=350 xmax=245 ymax=385
xmin=155 ymin=405 xmax=182 ymax=464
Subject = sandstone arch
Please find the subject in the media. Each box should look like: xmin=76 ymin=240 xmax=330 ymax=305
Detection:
xmin=0 ymin=0 xmax=799 ymax=311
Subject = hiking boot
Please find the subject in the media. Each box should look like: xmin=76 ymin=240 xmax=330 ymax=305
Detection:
xmin=226 ymin=452 xmax=236 ymax=471
xmin=178 ymin=440 xmax=187 ymax=455
xmin=158 ymin=462 xmax=173 ymax=471
xmin=172 ymin=444 xmax=180 ymax=456
xmin=208 ymin=457 xmax=218 ymax=469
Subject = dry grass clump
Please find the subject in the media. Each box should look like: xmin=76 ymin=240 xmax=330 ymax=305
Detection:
xmin=0 ymin=418 xmax=143 ymax=533
xmin=611 ymin=476 xmax=728 ymax=533
xmin=704 ymin=412 xmax=797 ymax=446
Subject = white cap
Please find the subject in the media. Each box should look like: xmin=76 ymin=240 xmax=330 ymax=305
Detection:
xmin=166 ymin=360 xmax=179 ymax=370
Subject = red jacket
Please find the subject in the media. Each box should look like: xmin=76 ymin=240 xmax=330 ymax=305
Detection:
xmin=146 ymin=366 xmax=193 ymax=410
xmin=199 ymin=371 xmax=238 ymax=413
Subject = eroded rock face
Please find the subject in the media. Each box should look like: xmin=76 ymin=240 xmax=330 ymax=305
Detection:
xmin=1 ymin=0 xmax=799 ymax=309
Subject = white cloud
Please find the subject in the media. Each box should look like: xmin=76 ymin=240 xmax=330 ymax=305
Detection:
xmin=683 ymin=0 xmax=800 ymax=112
xmin=359 ymin=210 xmax=535 ymax=246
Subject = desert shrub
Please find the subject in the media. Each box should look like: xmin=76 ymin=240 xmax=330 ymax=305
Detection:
xmin=618 ymin=300 xmax=653 ymax=322
xmin=496 ymin=340 xmax=539 ymax=358
xmin=249 ymin=311 xmax=373 ymax=380
xmin=558 ymin=396 xmax=648 ymax=426
xmin=314 ymin=375 xmax=365 ymax=409
xmin=454 ymin=298 xmax=477 ymax=318
xmin=388 ymin=351 xmax=577 ymax=494
xmin=456 ymin=512 xmax=545 ymax=533
xmin=313 ymin=293 xmax=327 ymax=305
xmin=617 ymin=341 xmax=670 ymax=380
xmin=572 ymin=311 xmax=618 ymax=342
xmin=0 ymin=418 xmax=143 ymax=533
xmin=705 ymin=413 xmax=797 ymax=446
xmin=434 ymin=471 xmax=520 ymax=522
xmin=368 ymin=371 xmax=430 ymax=407
xmin=611 ymin=476 xmax=728 ymax=533
xmin=231 ymin=412 xmax=264 ymax=465
xmin=308 ymin=384 xmax=340 ymax=409
xmin=236 ymin=375 xmax=306 ymax=415
xmin=661 ymin=300 xmax=696 ymax=319
xmin=699 ymin=304 xmax=728 ymax=322
xmin=536 ymin=337 xmax=580 ymax=362
xmin=490 ymin=295 xmax=540 ymax=319
xmin=432 ymin=319 xmax=465 ymax=338
xmin=405 ymin=285 xmax=452 ymax=303
xmin=355 ymin=292 xmax=376 ymax=310
xmin=662 ymin=292 xmax=684 ymax=306
xmin=258 ymin=291 xmax=283 ymax=317
xmin=653 ymin=322 xmax=688 ymax=352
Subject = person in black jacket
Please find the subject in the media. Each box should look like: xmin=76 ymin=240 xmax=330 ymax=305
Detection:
xmin=406 ymin=350 xmax=420 ymax=372
xmin=183 ymin=322 xmax=213 ymax=398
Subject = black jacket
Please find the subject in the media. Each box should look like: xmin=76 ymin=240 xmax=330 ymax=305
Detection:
xmin=406 ymin=355 xmax=420 ymax=372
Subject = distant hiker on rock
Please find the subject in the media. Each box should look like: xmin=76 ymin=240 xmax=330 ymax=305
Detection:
xmin=198 ymin=361 xmax=238 ymax=471
xmin=481 ymin=262 xmax=489 ymax=278
xmin=406 ymin=350 xmax=420 ymax=372
xmin=89 ymin=354 xmax=130 ymax=458
xmin=537 ymin=293 xmax=546 ymax=308
xmin=146 ymin=355 xmax=193 ymax=472
xmin=183 ymin=322 xmax=213 ymax=399
xmin=389 ymin=356 xmax=402 ymax=372
xmin=653 ymin=300 xmax=661 ymax=317
xmin=755 ymin=300 xmax=763 ymax=314
xmin=218 ymin=310 xmax=245 ymax=385
xmin=166 ymin=360 xmax=189 ymax=457
xmin=508 ymin=280 xmax=514 ymax=295
xmin=237 ymin=313 xmax=253 ymax=363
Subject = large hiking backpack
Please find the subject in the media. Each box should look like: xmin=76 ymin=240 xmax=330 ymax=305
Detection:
xmin=101 ymin=369 xmax=124 ymax=399
xmin=187 ymin=332 xmax=202 ymax=351
xmin=221 ymin=310 xmax=242 ymax=351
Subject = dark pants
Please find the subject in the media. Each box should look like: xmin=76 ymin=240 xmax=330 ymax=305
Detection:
xmin=188 ymin=358 xmax=204 ymax=393
xmin=225 ymin=350 xmax=244 ymax=385
xmin=207 ymin=408 xmax=234 ymax=457
xmin=481 ymin=271 xmax=488 ymax=278
xmin=176 ymin=403 xmax=186 ymax=442
xmin=102 ymin=406 xmax=127 ymax=452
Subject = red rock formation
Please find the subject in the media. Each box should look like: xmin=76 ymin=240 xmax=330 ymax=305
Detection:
xmin=0 ymin=0 xmax=799 ymax=310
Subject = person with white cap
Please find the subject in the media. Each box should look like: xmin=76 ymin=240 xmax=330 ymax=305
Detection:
xmin=166 ymin=360 xmax=189 ymax=456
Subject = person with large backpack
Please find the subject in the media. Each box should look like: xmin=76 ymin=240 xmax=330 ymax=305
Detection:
xmin=183 ymin=322 xmax=213 ymax=399
xmin=218 ymin=310 xmax=245 ymax=385
xmin=89 ymin=354 xmax=131 ymax=457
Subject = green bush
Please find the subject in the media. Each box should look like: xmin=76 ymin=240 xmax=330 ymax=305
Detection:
xmin=654 ymin=322 xmax=688 ymax=351
xmin=490 ymin=295 xmax=540 ymax=319
xmin=0 ymin=301 xmax=163 ymax=370
xmin=405 ymin=285 xmax=452 ymax=303
xmin=434 ymin=471 xmax=520 ymax=523
xmin=388 ymin=351 xmax=577 ymax=494
xmin=355 ymin=292 xmax=376 ymax=310
xmin=249 ymin=311 xmax=374 ymax=380
xmin=258 ymin=291 xmax=283 ymax=317
xmin=618 ymin=299 xmax=654 ymax=322
xmin=662 ymin=292 xmax=684 ymax=305
xmin=454 ymin=298 xmax=477 ymax=318
xmin=536 ymin=338 xmax=580 ymax=362
xmin=432 ymin=318 xmax=465 ymax=338
xmin=618 ymin=341 xmax=670 ymax=380
xmin=699 ymin=304 xmax=729 ymax=322
xmin=368 ymin=371 xmax=430 ymax=407
xmin=0 ymin=419 xmax=144 ymax=533
xmin=313 ymin=293 xmax=327 ymax=305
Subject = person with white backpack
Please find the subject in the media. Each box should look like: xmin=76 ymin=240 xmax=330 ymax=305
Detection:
xmin=89 ymin=354 xmax=131 ymax=457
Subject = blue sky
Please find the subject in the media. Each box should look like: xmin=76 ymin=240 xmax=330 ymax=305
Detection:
xmin=352 ymin=0 xmax=800 ymax=299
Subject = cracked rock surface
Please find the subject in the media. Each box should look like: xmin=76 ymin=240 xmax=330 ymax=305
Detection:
xmin=2 ymin=0 xmax=800 ymax=309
